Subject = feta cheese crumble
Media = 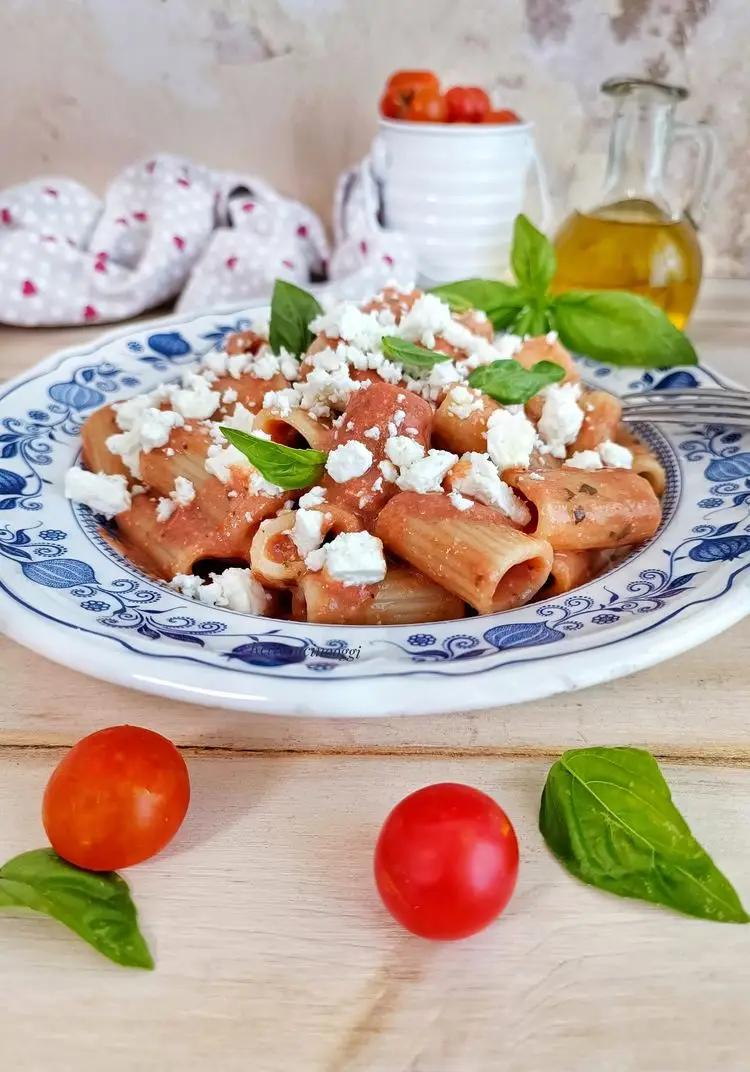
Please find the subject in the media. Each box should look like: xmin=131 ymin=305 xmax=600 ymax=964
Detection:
xmin=298 ymin=485 xmax=326 ymax=509
xmin=305 ymin=531 xmax=386 ymax=586
xmin=598 ymin=440 xmax=634 ymax=469
xmin=447 ymin=385 xmax=484 ymax=420
xmin=325 ymin=440 xmax=373 ymax=483
xmin=64 ymin=468 xmax=131 ymax=519
xmin=290 ymin=508 xmax=325 ymax=558
xmin=384 ymin=435 xmax=425 ymax=469
xmin=396 ymin=449 xmax=458 ymax=493
xmin=451 ymin=453 xmax=530 ymax=525
xmin=449 ymin=490 xmax=474 ymax=511
xmin=170 ymin=568 xmax=269 ymax=614
xmin=485 ymin=408 xmax=538 ymax=470
xmin=538 ymin=383 xmax=584 ymax=458
xmin=566 ymin=450 xmax=603 ymax=471
xmin=107 ymin=396 xmax=184 ymax=478
xmin=168 ymin=372 xmax=220 ymax=420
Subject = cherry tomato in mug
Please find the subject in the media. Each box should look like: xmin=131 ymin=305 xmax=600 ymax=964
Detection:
xmin=380 ymin=70 xmax=440 ymax=119
xmin=374 ymin=783 xmax=519 ymax=940
xmin=445 ymin=86 xmax=491 ymax=123
xmin=43 ymin=725 xmax=190 ymax=871
xmin=405 ymin=86 xmax=448 ymax=123
xmin=483 ymin=108 xmax=522 ymax=124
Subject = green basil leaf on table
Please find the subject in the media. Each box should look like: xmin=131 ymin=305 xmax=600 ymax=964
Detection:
xmin=221 ymin=427 xmax=327 ymax=490
xmin=468 ymin=359 xmax=564 ymax=404
xmin=511 ymin=213 xmax=556 ymax=298
xmin=0 ymin=848 xmax=154 ymax=968
xmin=551 ymin=289 xmax=698 ymax=367
xmin=268 ymin=279 xmax=323 ymax=357
xmin=428 ymin=279 xmax=526 ymax=330
xmin=381 ymin=336 xmax=452 ymax=374
xmin=539 ymin=747 xmax=749 ymax=924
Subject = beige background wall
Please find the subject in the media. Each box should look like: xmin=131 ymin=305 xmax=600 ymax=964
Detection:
xmin=4 ymin=0 xmax=749 ymax=275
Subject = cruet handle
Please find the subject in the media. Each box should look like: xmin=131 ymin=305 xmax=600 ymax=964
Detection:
xmin=671 ymin=120 xmax=719 ymax=228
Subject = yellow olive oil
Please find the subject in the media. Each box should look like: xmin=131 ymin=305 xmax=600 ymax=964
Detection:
xmin=552 ymin=200 xmax=702 ymax=330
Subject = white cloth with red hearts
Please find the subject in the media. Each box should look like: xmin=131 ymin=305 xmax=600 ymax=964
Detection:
xmin=0 ymin=153 xmax=415 ymax=326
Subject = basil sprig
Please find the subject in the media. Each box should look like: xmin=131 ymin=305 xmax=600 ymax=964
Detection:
xmin=429 ymin=213 xmax=697 ymax=368
xmin=468 ymin=358 xmax=564 ymax=404
xmin=269 ymin=280 xmax=323 ymax=357
xmin=221 ymin=426 xmax=327 ymax=490
xmin=381 ymin=336 xmax=451 ymax=374
xmin=540 ymin=747 xmax=749 ymax=924
xmin=0 ymin=849 xmax=154 ymax=968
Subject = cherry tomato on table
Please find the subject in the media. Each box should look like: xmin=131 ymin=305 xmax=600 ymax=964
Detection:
xmin=374 ymin=782 xmax=519 ymax=940
xmin=445 ymin=86 xmax=491 ymax=123
xmin=483 ymin=108 xmax=522 ymax=124
xmin=380 ymin=69 xmax=440 ymax=119
xmin=43 ymin=725 xmax=190 ymax=871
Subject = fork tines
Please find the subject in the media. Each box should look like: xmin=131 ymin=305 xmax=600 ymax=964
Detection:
xmin=620 ymin=387 xmax=750 ymax=426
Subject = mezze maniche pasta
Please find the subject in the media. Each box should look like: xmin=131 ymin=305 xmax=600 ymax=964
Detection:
xmin=65 ymin=286 xmax=663 ymax=624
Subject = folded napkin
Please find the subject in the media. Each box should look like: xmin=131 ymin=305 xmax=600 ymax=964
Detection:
xmin=0 ymin=153 xmax=416 ymax=326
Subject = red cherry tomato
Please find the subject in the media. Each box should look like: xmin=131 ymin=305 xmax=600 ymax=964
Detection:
xmin=42 ymin=725 xmax=190 ymax=871
xmin=483 ymin=108 xmax=522 ymax=124
xmin=374 ymin=783 xmax=519 ymax=940
xmin=405 ymin=86 xmax=448 ymax=123
xmin=445 ymin=86 xmax=491 ymax=123
xmin=380 ymin=70 xmax=440 ymax=119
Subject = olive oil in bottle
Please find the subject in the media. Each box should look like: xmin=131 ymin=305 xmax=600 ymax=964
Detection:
xmin=552 ymin=78 xmax=715 ymax=329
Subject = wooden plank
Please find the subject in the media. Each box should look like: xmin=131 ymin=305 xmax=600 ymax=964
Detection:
xmin=0 ymin=749 xmax=748 ymax=1071
xmin=1 ymin=620 xmax=749 ymax=756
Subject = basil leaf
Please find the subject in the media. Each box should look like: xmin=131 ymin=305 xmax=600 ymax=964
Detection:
xmin=540 ymin=747 xmax=749 ymax=924
xmin=511 ymin=214 xmax=556 ymax=298
xmin=381 ymin=336 xmax=452 ymax=374
xmin=511 ymin=301 xmax=553 ymax=338
xmin=551 ymin=289 xmax=698 ymax=367
xmin=0 ymin=849 xmax=154 ymax=968
xmin=268 ymin=280 xmax=323 ymax=357
xmin=221 ymin=426 xmax=327 ymax=490
xmin=468 ymin=358 xmax=564 ymax=404
xmin=428 ymin=279 xmax=526 ymax=329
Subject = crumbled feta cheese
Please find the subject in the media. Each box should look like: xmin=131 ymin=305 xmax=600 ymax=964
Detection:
xmin=538 ymin=383 xmax=584 ymax=459
xmin=251 ymin=352 xmax=281 ymax=380
xmin=311 ymin=303 xmax=386 ymax=351
xmin=227 ymin=353 xmax=251 ymax=379
xmin=222 ymin=401 xmax=255 ymax=434
xmin=379 ymin=459 xmax=398 ymax=483
xmin=169 ymin=372 xmax=221 ymax=420
xmin=201 ymin=350 xmax=230 ymax=378
xmin=249 ymin=471 xmax=284 ymax=496
xmin=385 ymin=435 xmax=425 ymax=469
xmin=447 ymin=385 xmax=484 ymax=420
xmin=156 ymin=497 xmax=175 ymax=523
xmin=485 ymin=408 xmax=538 ymax=471
xmin=393 ymin=409 xmax=405 ymax=428
xmin=197 ymin=568 xmax=269 ymax=613
xmin=545 ymin=330 xmax=559 ymax=344
xmin=325 ymin=440 xmax=373 ymax=483
xmin=449 ymin=490 xmax=474 ymax=511
xmin=165 ymin=447 xmax=175 ymax=457
xmin=290 ymin=509 xmax=325 ymax=557
xmin=107 ymin=399 xmax=183 ymax=478
xmin=451 ymin=452 xmax=530 ymax=525
xmin=298 ymin=485 xmax=326 ymax=509
xmin=566 ymin=450 xmax=603 ymax=471
xmin=168 ymin=572 xmax=205 ymax=599
xmin=372 ymin=476 xmax=383 ymax=492
xmin=64 ymin=468 xmax=131 ymax=519
xmin=363 ymin=425 xmax=381 ymax=440
xmin=263 ymin=387 xmax=297 ymax=417
xmin=222 ymin=387 xmax=238 ymax=404
xmin=306 ymin=531 xmax=386 ymax=586
xmin=205 ymin=442 xmax=252 ymax=483
xmin=172 ymin=475 xmax=196 ymax=506
xmin=396 ymin=449 xmax=457 ymax=493
xmin=598 ymin=440 xmax=634 ymax=469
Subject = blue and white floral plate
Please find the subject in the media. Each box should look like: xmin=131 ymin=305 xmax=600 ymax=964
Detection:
xmin=1 ymin=305 xmax=749 ymax=718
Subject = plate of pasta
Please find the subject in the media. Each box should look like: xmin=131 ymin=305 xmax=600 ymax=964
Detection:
xmin=0 ymin=283 xmax=748 ymax=717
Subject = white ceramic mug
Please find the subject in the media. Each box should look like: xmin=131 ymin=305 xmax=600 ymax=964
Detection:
xmin=373 ymin=118 xmax=552 ymax=285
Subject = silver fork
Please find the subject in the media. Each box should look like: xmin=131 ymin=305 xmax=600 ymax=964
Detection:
xmin=620 ymin=387 xmax=750 ymax=427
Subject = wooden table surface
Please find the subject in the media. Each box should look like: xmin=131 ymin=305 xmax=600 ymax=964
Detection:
xmin=1 ymin=280 xmax=749 ymax=1071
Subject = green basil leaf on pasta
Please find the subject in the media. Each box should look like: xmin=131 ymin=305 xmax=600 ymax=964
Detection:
xmin=551 ymin=289 xmax=698 ymax=367
xmin=468 ymin=359 xmax=564 ymax=404
xmin=268 ymin=279 xmax=323 ymax=357
xmin=511 ymin=214 xmax=556 ymax=298
xmin=221 ymin=427 xmax=327 ymax=490
xmin=381 ymin=336 xmax=452 ymax=374
xmin=0 ymin=849 xmax=154 ymax=968
xmin=539 ymin=747 xmax=749 ymax=924
xmin=428 ymin=279 xmax=526 ymax=329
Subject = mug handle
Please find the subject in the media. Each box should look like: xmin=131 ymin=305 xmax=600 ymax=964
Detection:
xmin=529 ymin=140 xmax=554 ymax=234
xmin=671 ymin=120 xmax=718 ymax=229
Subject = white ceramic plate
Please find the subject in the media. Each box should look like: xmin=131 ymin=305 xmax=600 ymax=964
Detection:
xmin=1 ymin=305 xmax=749 ymax=717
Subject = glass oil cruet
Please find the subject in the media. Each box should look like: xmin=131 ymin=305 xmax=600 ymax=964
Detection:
xmin=553 ymin=77 xmax=717 ymax=328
